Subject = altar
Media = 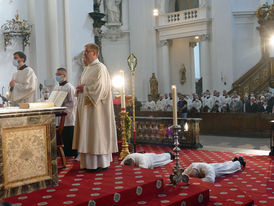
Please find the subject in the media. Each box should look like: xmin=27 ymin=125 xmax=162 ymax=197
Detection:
xmin=0 ymin=107 xmax=65 ymax=199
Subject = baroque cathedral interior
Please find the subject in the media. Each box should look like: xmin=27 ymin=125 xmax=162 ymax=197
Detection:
xmin=0 ymin=0 xmax=274 ymax=205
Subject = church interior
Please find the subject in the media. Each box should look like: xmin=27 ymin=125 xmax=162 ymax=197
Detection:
xmin=0 ymin=0 xmax=274 ymax=205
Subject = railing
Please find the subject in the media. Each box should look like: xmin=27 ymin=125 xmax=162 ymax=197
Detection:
xmin=158 ymin=7 xmax=208 ymax=27
xmin=134 ymin=116 xmax=202 ymax=148
xmin=231 ymin=59 xmax=270 ymax=96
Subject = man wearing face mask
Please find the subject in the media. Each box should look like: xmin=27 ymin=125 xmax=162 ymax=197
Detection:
xmin=9 ymin=51 xmax=38 ymax=106
xmin=52 ymin=68 xmax=77 ymax=157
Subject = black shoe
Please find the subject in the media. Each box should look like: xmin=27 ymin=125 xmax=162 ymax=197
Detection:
xmin=86 ymin=168 xmax=100 ymax=172
xmin=238 ymin=156 xmax=246 ymax=167
xmin=232 ymin=157 xmax=238 ymax=162
xmin=167 ymin=152 xmax=175 ymax=160
xmin=95 ymin=167 xmax=109 ymax=172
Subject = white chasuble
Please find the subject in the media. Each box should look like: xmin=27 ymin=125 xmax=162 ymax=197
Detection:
xmin=73 ymin=59 xmax=118 ymax=169
xmin=183 ymin=161 xmax=241 ymax=182
xmin=10 ymin=67 xmax=38 ymax=105
xmin=121 ymin=153 xmax=172 ymax=169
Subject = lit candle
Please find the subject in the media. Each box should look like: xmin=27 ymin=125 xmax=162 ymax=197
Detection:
xmin=184 ymin=122 xmax=188 ymax=131
xmin=6 ymin=92 xmax=9 ymax=100
xmin=120 ymin=70 xmax=126 ymax=110
xmin=172 ymin=85 xmax=177 ymax=125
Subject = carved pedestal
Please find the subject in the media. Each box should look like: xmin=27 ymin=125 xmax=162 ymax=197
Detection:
xmin=0 ymin=107 xmax=65 ymax=198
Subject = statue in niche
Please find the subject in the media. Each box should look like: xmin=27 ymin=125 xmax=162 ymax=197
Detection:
xmin=104 ymin=0 xmax=122 ymax=25
xmin=180 ymin=64 xmax=186 ymax=84
xmin=150 ymin=73 xmax=159 ymax=100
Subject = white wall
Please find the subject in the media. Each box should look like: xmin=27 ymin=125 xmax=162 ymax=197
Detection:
xmin=232 ymin=14 xmax=261 ymax=79
xmin=102 ymin=0 xmax=130 ymax=95
xmin=127 ymin=0 xmax=158 ymax=101
xmin=69 ymin=0 xmax=94 ymax=87
xmin=169 ymin=38 xmax=195 ymax=95
xmin=209 ymin=0 xmax=234 ymax=92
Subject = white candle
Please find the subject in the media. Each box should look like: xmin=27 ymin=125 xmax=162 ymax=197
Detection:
xmin=6 ymin=92 xmax=9 ymax=100
xmin=172 ymin=85 xmax=177 ymax=125
xmin=120 ymin=70 xmax=126 ymax=109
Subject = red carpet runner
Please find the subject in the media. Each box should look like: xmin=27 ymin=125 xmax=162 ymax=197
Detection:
xmin=3 ymin=144 xmax=274 ymax=205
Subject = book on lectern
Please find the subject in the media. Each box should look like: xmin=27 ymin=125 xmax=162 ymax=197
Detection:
xmin=47 ymin=90 xmax=68 ymax=107
xmin=18 ymin=91 xmax=68 ymax=109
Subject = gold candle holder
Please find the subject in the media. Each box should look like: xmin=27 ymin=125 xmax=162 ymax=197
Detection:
xmin=119 ymin=110 xmax=130 ymax=160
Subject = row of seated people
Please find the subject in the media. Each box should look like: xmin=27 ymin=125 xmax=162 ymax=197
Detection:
xmin=141 ymin=89 xmax=274 ymax=114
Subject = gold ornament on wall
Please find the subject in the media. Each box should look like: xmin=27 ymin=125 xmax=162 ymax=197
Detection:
xmin=1 ymin=13 xmax=32 ymax=51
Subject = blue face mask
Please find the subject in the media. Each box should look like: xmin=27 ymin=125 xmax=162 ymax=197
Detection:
xmin=13 ymin=59 xmax=19 ymax=67
xmin=56 ymin=76 xmax=62 ymax=82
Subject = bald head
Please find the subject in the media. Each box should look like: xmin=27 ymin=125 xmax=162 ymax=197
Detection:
xmin=85 ymin=43 xmax=100 ymax=56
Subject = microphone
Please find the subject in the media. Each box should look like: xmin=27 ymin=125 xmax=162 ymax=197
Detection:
xmin=0 ymin=95 xmax=7 ymax=102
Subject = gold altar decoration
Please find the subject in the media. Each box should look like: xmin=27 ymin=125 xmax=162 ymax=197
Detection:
xmin=149 ymin=73 xmax=159 ymax=101
xmin=127 ymin=53 xmax=138 ymax=152
xmin=1 ymin=124 xmax=51 ymax=188
xmin=119 ymin=111 xmax=130 ymax=160
xmin=125 ymin=114 xmax=132 ymax=140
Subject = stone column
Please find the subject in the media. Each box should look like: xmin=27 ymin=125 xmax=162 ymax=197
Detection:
xmin=45 ymin=0 xmax=59 ymax=88
xmin=200 ymin=39 xmax=211 ymax=91
xmin=189 ymin=42 xmax=197 ymax=93
xmin=63 ymin=0 xmax=72 ymax=82
xmin=160 ymin=40 xmax=171 ymax=94
xmin=27 ymin=0 xmax=37 ymax=73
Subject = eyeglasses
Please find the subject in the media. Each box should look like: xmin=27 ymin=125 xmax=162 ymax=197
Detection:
xmin=84 ymin=50 xmax=93 ymax=55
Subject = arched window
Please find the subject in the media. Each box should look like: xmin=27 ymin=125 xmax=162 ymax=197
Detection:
xmin=175 ymin=0 xmax=199 ymax=12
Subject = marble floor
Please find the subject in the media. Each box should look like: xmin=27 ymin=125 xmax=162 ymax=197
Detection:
xmin=199 ymin=134 xmax=271 ymax=155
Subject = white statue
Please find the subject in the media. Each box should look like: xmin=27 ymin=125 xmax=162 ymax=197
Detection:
xmin=105 ymin=0 xmax=122 ymax=24
xmin=199 ymin=0 xmax=207 ymax=7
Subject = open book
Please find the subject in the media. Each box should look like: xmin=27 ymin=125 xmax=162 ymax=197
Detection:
xmin=48 ymin=90 xmax=68 ymax=107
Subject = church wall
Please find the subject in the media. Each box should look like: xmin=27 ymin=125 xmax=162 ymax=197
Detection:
xmin=169 ymin=38 xmax=195 ymax=95
xmin=231 ymin=14 xmax=261 ymax=80
xmin=209 ymin=0 xmax=234 ymax=92
xmin=126 ymin=0 xmax=158 ymax=101
xmin=230 ymin=0 xmax=261 ymax=82
xmin=102 ymin=0 xmax=131 ymax=97
xmin=0 ymin=0 xmax=29 ymax=103
xmin=33 ymin=0 xmax=51 ymax=91
xmin=68 ymin=0 xmax=94 ymax=87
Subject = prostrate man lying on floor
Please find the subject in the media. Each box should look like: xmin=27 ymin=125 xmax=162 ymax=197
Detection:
xmin=121 ymin=152 xmax=175 ymax=169
xmin=182 ymin=156 xmax=246 ymax=183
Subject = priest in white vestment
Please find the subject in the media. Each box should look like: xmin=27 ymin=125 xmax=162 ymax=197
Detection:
xmin=121 ymin=152 xmax=174 ymax=169
xmin=182 ymin=157 xmax=246 ymax=182
xmin=9 ymin=51 xmax=38 ymax=106
xmin=53 ymin=68 xmax=77 ymax=157
xmin=73 ymin=43 xmax=118 ymax=172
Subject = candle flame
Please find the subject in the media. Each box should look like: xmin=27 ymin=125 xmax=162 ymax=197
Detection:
xmin=112 ymin=75 xmax=124 ymax=89
xmin=184 ymin=122 xmax=188 ymax=131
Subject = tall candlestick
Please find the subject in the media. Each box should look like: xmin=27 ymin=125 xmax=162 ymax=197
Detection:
xmin=120 ymin=70 xmax=126 ymax=109
xmin=172 ymin=85 xmax=177 ymax=125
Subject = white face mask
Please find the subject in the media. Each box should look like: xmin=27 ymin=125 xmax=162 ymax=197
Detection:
xmin=13 ymin=59 xmax=19 ymax=67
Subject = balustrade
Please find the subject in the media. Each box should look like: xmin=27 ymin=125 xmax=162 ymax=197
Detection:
xmin=158 ymin=7 xmax=207 ymax=27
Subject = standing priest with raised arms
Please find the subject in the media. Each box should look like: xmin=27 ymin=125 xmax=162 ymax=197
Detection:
xmin=73 ymin=43 xmax=118 ymax=172
xmin=9 ymin=51 xmax=38 ymax=106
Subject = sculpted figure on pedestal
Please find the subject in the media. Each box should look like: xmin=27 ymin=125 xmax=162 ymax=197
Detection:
xmin=105 ymin=0 xmax=122 ymax=24
xmin=150 ymin=73 xmax=159 ymax=100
